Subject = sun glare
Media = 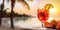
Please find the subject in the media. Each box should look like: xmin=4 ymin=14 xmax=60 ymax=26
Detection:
xmin=49 ymin=8 xmax=56 ymax=14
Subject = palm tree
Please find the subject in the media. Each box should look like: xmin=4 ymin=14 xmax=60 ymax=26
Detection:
xmin=10 ymin=0 xmax=15 ymax=28
xmin=0 ymin=0 xmax=4 ymax=26
xmin=6 ymin=0 xmax=32 ymax=28
xmin=6 ymin=0 xmax=15 ymax=28
xmin=10 ymin=0 xmax=30 ymax=28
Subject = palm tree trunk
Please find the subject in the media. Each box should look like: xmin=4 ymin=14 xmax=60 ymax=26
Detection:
xmin=10 ymin=7 xmax=14 ymax=28
xmin=0 ymin=0 xmax=4 ymax=26
xmin=10 ymin=0 xmax=15 ymax=28
xmin=0 ymin=11 xmax=2 ymax=26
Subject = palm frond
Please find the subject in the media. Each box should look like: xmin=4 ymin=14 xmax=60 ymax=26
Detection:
xmin=17 ymin=0 xmax=30 ymax=10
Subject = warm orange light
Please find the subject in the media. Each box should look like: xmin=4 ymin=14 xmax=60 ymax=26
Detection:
xmin=49 ymin=8 xmax=56 ymax=14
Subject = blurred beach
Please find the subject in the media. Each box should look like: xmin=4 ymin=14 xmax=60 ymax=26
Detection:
xmin=0 ymin=17 xmax=58 ymax=30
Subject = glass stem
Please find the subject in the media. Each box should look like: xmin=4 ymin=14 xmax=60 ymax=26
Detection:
xmin=42 ymin=23 xmax=43 ymax=28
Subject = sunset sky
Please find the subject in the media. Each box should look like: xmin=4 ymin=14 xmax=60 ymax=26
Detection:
xmin=0 ymin=0 xmax=60 ymax=20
